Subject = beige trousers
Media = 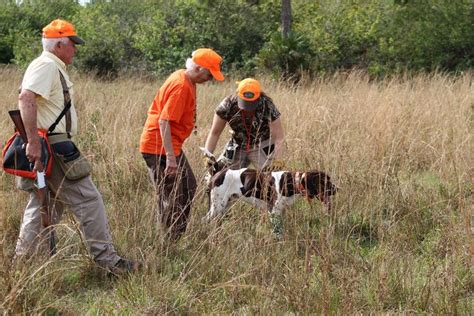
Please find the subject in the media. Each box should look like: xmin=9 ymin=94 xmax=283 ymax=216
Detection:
xmin=219 ymin=138 xmax=275 ymax=170
xmin=15 ymin=155 xmax=120 ymax=267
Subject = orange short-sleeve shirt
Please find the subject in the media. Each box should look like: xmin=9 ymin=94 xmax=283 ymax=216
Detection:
xmin=140 ymin=69 xmax=196 ymax=156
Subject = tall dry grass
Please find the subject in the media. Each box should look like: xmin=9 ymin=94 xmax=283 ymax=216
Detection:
xmin=1 ymin=66 xmax=473 ymax=314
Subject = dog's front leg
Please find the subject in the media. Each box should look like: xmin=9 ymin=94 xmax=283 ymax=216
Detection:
xmin=317 ymin=193 xmax=332 ymax=212
xmin=269 ymin=202 xmax=284 ymax=239
xmin=325 ymin=197 xmax=332 ymax=211
xmin=202 ymin=189 xmax=231 ymax=222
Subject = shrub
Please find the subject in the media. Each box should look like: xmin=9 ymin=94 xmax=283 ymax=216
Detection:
xmin=73 ymin=1 xmax=151 ymax=77
xmin=5 ymin=0 xmax=80 ymax=67
xmin=255 ymin=32 xmax=314 ymax=82
xmin=133 ymin=0 xmax=279 ymax=76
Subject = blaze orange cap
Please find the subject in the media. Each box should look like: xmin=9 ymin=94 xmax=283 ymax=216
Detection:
xmin=237 ymin=78 xmax=261 ymax=110
xmin=42 ymin=19 xmax=85 ymax=45
xmin=192 ymin=48 xmax=224 ymax=81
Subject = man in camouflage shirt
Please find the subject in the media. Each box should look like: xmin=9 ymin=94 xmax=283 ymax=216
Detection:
xmin=204 ymin=78 xmax=285 ymax=170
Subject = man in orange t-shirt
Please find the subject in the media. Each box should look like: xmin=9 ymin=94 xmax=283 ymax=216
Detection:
xmin=140 ymin=48 xmax=224 ymax=240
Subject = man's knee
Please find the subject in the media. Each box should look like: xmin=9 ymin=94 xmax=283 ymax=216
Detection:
xmin=70 ymin=177 xmax=102 ymax=204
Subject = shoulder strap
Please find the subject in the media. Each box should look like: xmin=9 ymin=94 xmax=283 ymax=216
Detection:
xmin=48 ymin=70 xmax=72 ymax=134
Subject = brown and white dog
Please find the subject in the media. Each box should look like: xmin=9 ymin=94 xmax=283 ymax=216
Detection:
xmin=201 ymin=148 xmax=337 ymax=223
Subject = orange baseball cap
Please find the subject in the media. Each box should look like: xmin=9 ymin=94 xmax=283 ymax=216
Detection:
xmin=192 ymin=48 xmax=224 ymax=81
xmin=237 ymin=78 xmax=261 ymax=110
xmin=42 ymin=19 xmax=85 ymax=45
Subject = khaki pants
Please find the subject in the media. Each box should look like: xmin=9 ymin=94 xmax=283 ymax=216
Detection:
xmin=15 ymin=155 xmax=120 ymax=268
xmin=142 ymin=152 xmax=197 ymax=240
xmin=219 ymin=138 xmax=275 ymax=170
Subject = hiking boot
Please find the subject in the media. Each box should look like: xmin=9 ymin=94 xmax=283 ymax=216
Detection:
xmin=110 ymin=258 xmax=140 ymax=275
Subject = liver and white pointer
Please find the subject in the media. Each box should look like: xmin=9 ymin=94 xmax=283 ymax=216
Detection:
xmin=201 ymin=148 xmax=337 ymax=225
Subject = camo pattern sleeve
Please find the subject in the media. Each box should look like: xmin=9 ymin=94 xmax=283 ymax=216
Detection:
xmin=215 ymin=95 xmax=239 ymax=121
xmin=262 ymin=93 xmax=281 ymax=122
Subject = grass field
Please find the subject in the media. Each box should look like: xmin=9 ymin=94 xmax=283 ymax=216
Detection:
xmin=1 ymin=66 xmax=473 ymax=314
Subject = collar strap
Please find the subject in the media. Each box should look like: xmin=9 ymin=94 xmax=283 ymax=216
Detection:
xmin=294 ymin=172 xmax=307 ymax=195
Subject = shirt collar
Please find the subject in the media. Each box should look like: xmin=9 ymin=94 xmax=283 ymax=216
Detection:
xmin=41 ymin=51 xmax=67 ymax=72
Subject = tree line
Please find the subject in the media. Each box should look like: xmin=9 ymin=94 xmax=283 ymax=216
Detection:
xmin=1 ymin=0 xmax=472 ymax=79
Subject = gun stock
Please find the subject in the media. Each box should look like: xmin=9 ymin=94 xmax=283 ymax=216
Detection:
xmin=8 ymin=110 xmax=28 ymax=144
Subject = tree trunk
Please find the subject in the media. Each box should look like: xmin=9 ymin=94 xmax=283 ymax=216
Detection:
xmin=281 ymin=0 xmax=291 ymax=39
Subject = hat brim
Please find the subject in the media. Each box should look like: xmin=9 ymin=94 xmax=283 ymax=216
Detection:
xmin=238 ymin=98 xmax=259 ymax=111
xmin=69 ymin=35 xmax=85 ymax=45
xmin=209 ymin=69 xmax=224 ymax=81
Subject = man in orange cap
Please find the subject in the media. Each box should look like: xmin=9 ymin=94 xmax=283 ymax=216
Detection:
xmin=15 ymin=19 xmax=138 ymax=274
xmin=140 ymin=48 xmax=224 ymax=240
xmin=204 ymin=78 xmax=285 ymax=170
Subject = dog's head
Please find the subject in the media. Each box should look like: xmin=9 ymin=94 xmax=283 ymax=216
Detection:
xmin=301 ymin=170 xmax=338 ymax=204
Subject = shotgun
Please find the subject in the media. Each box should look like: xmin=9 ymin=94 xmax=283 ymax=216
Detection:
xmin=8 ymin=110 xmax=56 ymax=255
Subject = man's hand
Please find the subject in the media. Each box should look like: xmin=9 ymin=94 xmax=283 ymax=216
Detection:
xmin=200 ymin=147 xmax=217 ymax=168
xmin=203 ymin=156 xmax=214 ymax=168
xmin=202 ymin=154 xmax=216 ymax=168
xmin=165 ymin=154 xmax=178 ymax=175
xmin=26 ymin=137 xmax=43 ymax=171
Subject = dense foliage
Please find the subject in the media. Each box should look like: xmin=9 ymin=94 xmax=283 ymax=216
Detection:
xmin=0 ymin=0 xmax=473 ymax=78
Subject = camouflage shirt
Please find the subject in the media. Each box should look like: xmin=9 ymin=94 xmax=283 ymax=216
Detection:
xmin=215 ymin=92 xmax=281 ymax=150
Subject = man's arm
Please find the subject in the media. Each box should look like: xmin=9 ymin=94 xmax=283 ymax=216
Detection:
xmin=270 ymin=117 xmax=285 ymax=159
xmin=159 ymin=119 xmax=178 ymax=174
xmin=18 ymin=89 xmax=43 ymax=171
xmin=204 ymin=114 xmax=226 ymax=153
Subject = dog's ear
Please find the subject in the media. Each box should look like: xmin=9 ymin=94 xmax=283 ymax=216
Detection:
xmin=304 ymin=171 xmax=337 ymax=198
xmin=301 ymin=172 xmax=319 ymax=199
xmin=320 ymin=173 xmax=337 ymax=197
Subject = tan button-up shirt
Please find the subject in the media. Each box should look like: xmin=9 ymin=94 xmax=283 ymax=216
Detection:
xmin=21 ymin=51 xmax=78 ymax=135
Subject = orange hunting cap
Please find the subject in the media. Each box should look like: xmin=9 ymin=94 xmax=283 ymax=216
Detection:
xmin=237 ymin=78 xmax=261 ymax=111
xmin=42 ymin=19 xmax=85 ymax=45
xmin=192 ymin=48 xmax=224 ymax=81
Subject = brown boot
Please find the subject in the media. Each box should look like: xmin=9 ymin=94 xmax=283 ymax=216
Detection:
xmin=110 ymin=258 xmax=140 ymax=275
